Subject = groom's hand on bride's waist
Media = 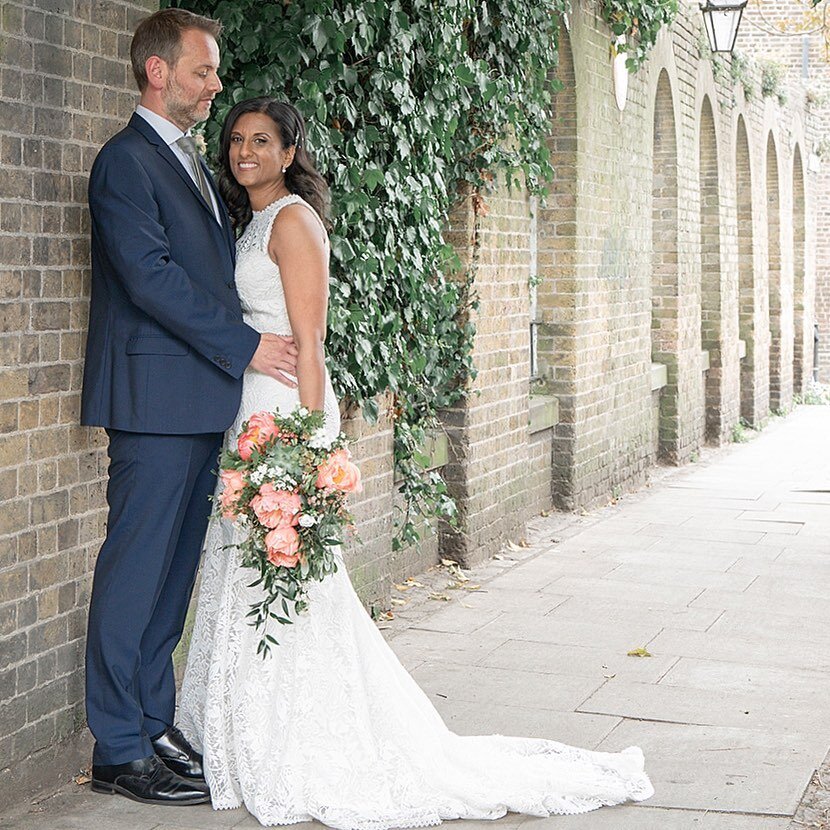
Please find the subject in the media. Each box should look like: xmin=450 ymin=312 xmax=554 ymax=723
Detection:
xmin=249 ymin=333 xmax=299 ymax=387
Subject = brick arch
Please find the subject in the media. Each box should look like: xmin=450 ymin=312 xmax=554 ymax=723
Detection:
xmin=536 ymin=22 xmax=578 ymax=505
xmin=766 ymin=131 xmax=784 ymax=411
xmin=651 ymin=69 xmax=680 ymax=460
xmin=699 ymin=95 xmax=723 ymax=443
xmin=792 ymin=143 xmax=807 ymax=393
xmin=735 ymin=115 xmax=758 ymax=424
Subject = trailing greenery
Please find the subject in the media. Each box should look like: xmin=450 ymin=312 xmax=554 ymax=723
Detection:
xmin=795 ymin=382 xmax=830 ymax=406
xmin=168 ymin=0 xmax=569 ymax=545
xmin=730 ymin=50 xmax=757 ymax=102
xmin=598 ymin=0 xmax=678 ymax=72
xmin=759 ymin=58 xmax=787 ymax=105
xmin=730 ymin=418 xmax=757 ymax=444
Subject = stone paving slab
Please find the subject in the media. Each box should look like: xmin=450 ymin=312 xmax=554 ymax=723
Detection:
xmin=596 ymin=720 xmax=819 ymax=815
xmin=478 ymin=638 xmax=679 ymax=683
xmin=636 ymin=523 xmax=768 ymax=545
xmin=602 ymin=546 xmax=743 ymax=571
xmin=690 ymin=586 xmax=830 ymax=621
xmin=3 ymin=406 xmax=830 ymax=829
xmin=647 ymin=627 xmax=830 ymax=673
xmin=578 ymin=677 xmax=828 ymax=732
xmin=659 ymin=655 xmax=830 ymax=695
xmin=645 ymin=537 xmax=786 ymax=560
xmin=544 ymin=594 xmax=723 ymax=631
xmin=744 ymin=573 xmax=830 ymax=601
xmin=707 ymin=606 xmax=830 ymax=646
xmin=476 ymin=615 xmax=665 ymax=653
xmin=409 ymin=662 xmax=604 ymax=713
xmin=519 ymin=807 xmax=791 ymax=829
xmin=541 ymin=574 xmax=706 ymax=605
xmin=603 ymin=562 xmax=757 ymax=591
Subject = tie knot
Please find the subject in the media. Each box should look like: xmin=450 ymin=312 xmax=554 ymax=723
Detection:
xmin=176 ymin=135 xmax=198 ymax=156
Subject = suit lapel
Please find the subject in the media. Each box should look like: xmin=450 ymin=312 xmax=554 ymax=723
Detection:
xmin=129 ymin=114 xmax=230 ymax=252
xmin=201 ymin=160 xmax=237 ymax=262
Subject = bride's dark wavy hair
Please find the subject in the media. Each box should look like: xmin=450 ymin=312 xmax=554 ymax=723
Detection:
xmin=218 ymin=97 xmax=331 ymax=234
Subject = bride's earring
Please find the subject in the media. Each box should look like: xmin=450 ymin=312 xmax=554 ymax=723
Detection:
xmin=282 ymin=167 xmax=287 ymax=173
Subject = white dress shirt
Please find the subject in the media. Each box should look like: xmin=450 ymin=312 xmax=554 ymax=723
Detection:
xmin=135 ymin=105 xmax=222 ymax=225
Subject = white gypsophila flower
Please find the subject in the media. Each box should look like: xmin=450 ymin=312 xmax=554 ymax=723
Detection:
xmin=249 ymin=465 xmax=269 ymax=486
xmin=298 ymin=514 xmax=317 ymax=528
xmin=307 ymin=428 xmax=332 ymax=450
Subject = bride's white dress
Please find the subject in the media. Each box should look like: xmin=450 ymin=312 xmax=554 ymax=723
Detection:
xmin=178 ymin=194 xmax=654 ymax=829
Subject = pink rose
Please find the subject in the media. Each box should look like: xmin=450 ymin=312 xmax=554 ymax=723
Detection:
xmin=250 ymin=483 xmax=302 ymax=529
xmin=316 ymin=448 xmax=362 ymax=494
xmin=237 ymin=411 xmax=280 ymax=460
xmin=219 ymin=468 xmax=246 ymax=519
xmin=265 ymin=525 xmax=301 ymax=568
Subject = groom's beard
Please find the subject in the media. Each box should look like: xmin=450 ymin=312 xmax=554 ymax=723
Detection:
xmin=163 ymin=76 xmax=210 ymax=132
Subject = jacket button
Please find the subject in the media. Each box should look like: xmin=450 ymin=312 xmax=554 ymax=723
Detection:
xmin=226 ymin=282 xmax=234 ymax=288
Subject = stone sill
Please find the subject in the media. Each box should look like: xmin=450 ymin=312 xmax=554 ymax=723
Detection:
xmin=739 ymin=339 xmax=747 ymax=360
xmin=529 ymin=394 xmax=559 ymax=434
xmin=393 ymin=430 xmax=449 ymax=484
xmin=420 ymin=430 xmax=449 ymax=471
xmin=702 ymin=350 xmax=710 ymax=372
xmin=651 ymin=362 xmax=667 ymax=392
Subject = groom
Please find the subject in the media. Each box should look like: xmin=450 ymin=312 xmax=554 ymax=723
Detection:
xmin=81 ymin=8 xmax=296 ymax=805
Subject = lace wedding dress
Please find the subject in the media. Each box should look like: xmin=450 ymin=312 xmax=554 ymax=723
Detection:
xmin=178 ymin=194 xmax=654 ymax=829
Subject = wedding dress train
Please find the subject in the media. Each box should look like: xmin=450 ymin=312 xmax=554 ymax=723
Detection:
xmin=178 ymin=194 xmax=653 ymax=828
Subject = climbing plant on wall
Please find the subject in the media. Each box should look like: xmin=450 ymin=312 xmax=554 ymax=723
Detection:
xmin=598 ymin=0 xmax=679 ymax=71
xmin=165 ymin=0 xmax=569 ymax=545
xmin=165 ymin=0 xmax=675 ymax=545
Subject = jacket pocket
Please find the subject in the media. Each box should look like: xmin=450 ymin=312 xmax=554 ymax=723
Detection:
xmin=126 ymin=335 xmax=189 ymax=356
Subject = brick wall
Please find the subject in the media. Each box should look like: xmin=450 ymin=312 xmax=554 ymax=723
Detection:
xmin=0 ymin=0 xmax=156 ymax=807
xmin=440 ymin=183 xmax=540 ymax=566
xmin=526 ymin=1 xmax=818 ymax=513
xmin=339 ymin=397 xmax=396 ymax=609
xmin=739 ymin=0 xmax=828 ymax=386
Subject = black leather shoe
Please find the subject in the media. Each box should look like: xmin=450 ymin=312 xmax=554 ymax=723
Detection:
xmin=91 ymin=754 xmax=210 ymax=805
xmin=151 ymin=725 xmax=206 ymax=781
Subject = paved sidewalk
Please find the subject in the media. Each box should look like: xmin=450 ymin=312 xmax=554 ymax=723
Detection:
xmin=3 ymin=406 xmax=830 ymax=830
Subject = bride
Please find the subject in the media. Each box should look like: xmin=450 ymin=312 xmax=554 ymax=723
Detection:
xmin=178 ymin=96 xmax=653 ymax=828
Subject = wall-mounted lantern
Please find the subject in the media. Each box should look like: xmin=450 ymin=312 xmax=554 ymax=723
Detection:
xmin=700 ymin=0 xmax=748 ymax=53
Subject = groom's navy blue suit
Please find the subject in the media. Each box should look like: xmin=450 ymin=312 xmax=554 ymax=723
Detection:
xmin=81 ymin=112 xmax=260 ymax=765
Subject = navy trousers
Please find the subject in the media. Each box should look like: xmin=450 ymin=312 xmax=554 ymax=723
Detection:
xmin=85 ymin=429 xmax=222 ymax=766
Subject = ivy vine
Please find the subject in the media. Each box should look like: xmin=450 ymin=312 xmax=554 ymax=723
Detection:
xmin=166 ymin=0 xmax=674 ymax=546
xmin=598 ymin=0 xmax=678 ymax=72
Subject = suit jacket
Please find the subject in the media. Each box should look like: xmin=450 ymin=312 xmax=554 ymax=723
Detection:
xmin=81 ymin=113 xmax=261 ymax=434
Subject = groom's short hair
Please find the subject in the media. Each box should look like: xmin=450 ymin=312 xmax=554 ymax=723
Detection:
xmin=131 ymin=8 xmax=223 ymax=91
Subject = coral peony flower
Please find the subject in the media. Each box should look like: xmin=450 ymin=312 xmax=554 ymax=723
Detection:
xmin=265 ymin=525 xmax=301 ymax=568
xmin=237 ymin=429 xmax=257 ymax=461
xmin=219 ymin=468 xmax=247 ymax=519
xmin=237 ymin=411 xmax=280 ymax=460
xmin=251 ymin=483 xmax=302 ymax=529
xmin=247 ymin=411 xmax=281 ymax=443
xmin=316 ymin=448 xmax=362 ymax=493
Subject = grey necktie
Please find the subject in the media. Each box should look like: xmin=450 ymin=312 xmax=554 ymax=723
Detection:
xmin=175 ymin=135 xmax=214 ymax=212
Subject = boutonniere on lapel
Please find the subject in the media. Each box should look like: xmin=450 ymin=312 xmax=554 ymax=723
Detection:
xmin=193 ymin=133 xmax=208 ymax=157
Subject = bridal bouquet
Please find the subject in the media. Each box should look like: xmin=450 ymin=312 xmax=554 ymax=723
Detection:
xmin=215 ymin=407 xmax=361 ymax=656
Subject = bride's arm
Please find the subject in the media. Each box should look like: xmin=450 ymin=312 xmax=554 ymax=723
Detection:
xmin=268 ymin=204 xmax=329 ymax=412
